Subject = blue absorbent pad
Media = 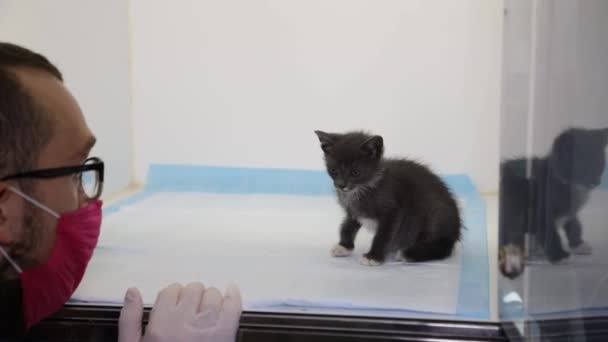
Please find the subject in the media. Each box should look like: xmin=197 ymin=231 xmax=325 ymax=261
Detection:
xmin=71 ymin=164 xmax=489 ymax=319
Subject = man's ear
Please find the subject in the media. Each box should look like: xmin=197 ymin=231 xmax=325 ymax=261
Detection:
xmin=314 ymin=130 xmax=338 ymax=154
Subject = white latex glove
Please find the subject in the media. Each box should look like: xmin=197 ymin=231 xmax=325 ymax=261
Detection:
xmin=118 ymin=282 xmax=242 ymax=342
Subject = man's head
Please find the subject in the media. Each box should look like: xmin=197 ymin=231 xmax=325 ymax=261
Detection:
xmin=0 ymin=42 xmax=96 ymax=279
xmin=549 ymin=127 xmax=608 ymax=188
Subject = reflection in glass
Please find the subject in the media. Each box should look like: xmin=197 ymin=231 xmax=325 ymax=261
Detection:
xmin=499 ymin=1 xmax=608 ymax=339
xmin=500 ymin=127 xmax=608 ymax=278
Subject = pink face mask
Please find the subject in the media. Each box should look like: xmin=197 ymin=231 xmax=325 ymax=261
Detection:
xmin=0 ymin=187 xmax=102 ymax=330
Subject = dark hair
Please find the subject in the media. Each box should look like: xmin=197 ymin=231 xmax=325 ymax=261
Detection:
xmin=0 ymin=42 xmax=62 ymax=178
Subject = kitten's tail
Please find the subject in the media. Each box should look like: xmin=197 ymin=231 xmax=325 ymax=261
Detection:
xmin=404 ymin=238 xmax=457 ymax=262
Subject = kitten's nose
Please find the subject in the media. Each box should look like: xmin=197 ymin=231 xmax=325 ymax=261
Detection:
xmin=335 ymin=180 xmax=346 ymax=189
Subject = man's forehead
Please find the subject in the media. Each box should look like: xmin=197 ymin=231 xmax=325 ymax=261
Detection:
xmin=13 ymin=67 xmax=95 ymax=166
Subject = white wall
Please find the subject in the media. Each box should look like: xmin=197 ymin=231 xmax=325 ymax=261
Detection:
xmin=501 ymin=0 xmax=608 ymax=159
xmin=130 ymin=0 xmax=503 ymax=193
xmin=0 ymin=0 xmax=132 ymax=196
xmin=500 ymin=0 xmax=533 ymax=160
xmin=530 ymin=0 xmax=608 ymax=155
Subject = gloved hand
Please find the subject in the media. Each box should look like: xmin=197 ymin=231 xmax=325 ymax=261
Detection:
xmin=118 ymin=282 xmax=242 ymax=342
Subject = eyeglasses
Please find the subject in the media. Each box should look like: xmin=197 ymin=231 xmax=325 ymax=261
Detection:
xmin=0 ymin=157 xmax=105 ymax=200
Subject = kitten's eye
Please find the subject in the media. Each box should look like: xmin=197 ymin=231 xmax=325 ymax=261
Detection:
xmin=329 ymin=168 xmax=338 ymax=176
xmin=351 ymin=170 xmax=360 ymax=177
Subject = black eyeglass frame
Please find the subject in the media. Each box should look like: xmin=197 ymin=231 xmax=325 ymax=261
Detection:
xmin=0 ymin=157 xmax=105 ymax=200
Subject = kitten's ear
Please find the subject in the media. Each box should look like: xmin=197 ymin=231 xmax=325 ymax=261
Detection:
xmin=314 ymin=130 xmax=337 ymax=153
xmin=601 ymin=128 xmax=608 ymax=145
xmin=588 ymin=127 xmax=608 ymax=147
xmin=361 ymin=135 xmax=384 ymax=159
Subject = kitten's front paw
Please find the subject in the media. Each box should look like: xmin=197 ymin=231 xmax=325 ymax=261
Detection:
xmin=360 ymin=255 xmax=382 ymax=266
xmin=332 ymin=244 xmax=353 ymax=257
xmin=395 ymin=250 xmax=406 ymax=262
xmin=571 ymin=241 xmax=592 ymax=255
xmin=499 ymin=244 xmax=524 ymax=279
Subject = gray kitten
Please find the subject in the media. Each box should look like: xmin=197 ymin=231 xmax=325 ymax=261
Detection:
xmin=315 ymin=130 xmax=462 ymax=265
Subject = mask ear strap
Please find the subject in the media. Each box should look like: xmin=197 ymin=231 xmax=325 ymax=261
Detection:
xmin=0 ymin=245 xmax=23 ymax=274
xmin=8 ymin=186 xmax=59 ymax=219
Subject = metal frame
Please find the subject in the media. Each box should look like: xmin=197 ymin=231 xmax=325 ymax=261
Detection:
xmin=21 ymin=304 xmax=608 ymax=341
xmin=23 ymin=304 xmax=509 ymax=341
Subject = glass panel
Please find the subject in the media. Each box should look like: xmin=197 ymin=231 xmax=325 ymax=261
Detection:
xmin=64 ymin=1 xmax=502 ymax=323
xmin=499 ymin=0 xmax=608 ymax=339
